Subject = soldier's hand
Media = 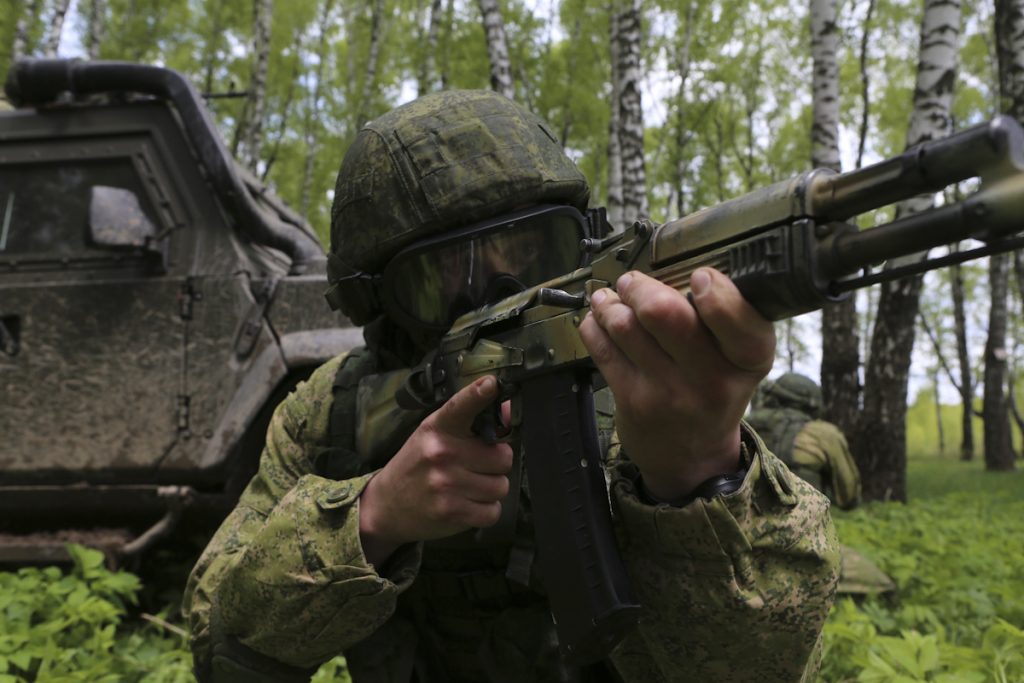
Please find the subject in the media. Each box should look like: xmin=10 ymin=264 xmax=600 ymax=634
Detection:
xmin=358 ymin=376 xmax=513 ymax=565
xmin=578 ymin=268 xmax=775 ymax=502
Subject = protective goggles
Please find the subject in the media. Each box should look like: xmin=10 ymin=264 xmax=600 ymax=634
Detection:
xmin=379 ymin=205 xmax=601 ymax=332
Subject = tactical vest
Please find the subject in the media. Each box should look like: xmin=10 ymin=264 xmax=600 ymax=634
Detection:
xmin=323 ymin=349 xmax=620 ymax=683
xmin=746 ymin=407 xmax=810 ymax=466
xmin=745 ymin=407 xmax=823 ymax=491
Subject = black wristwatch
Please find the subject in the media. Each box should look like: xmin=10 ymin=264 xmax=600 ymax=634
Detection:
xmin=637 ymin=467 xmax=748 ymax=508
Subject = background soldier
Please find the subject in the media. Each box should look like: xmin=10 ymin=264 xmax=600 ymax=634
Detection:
xmin=184 ymin=90 xmax=839 ymax=682
xmin=747 ymin=372 xmax=861 ymax=510
xmin=748 ymin=372 xmax=895 ymax=596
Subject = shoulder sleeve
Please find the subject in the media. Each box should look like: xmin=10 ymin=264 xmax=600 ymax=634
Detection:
xmin=183 ymin=353 xmax=422 ymax=680
xmin=607 ymin=424 xmax=840 ymax=682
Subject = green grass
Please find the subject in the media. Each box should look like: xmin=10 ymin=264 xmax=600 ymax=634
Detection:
xmin=822 ymin=457 xmax=1024 ymax=682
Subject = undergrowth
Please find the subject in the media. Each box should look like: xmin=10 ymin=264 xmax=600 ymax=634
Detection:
xmin=0 ymin=458 xmax=1019 ymax=682
xmin=822 ymin=458 xmax=1024 ymax=682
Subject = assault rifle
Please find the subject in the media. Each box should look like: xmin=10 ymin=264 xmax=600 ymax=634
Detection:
xmin=396 ymin=116 xmax=1024 ymax=663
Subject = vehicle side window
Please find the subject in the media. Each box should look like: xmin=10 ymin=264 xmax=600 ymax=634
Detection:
xmin=0 ymin=159 xmax=159 ymax=259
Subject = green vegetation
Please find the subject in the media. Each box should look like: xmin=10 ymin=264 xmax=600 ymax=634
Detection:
xmin=2 ymin=458 xmax=1019 ymax=681
xmin=0 ymin=544 xmax=191 ymax=682
xmin=822 ymin=459 xmax=1024 ymax=682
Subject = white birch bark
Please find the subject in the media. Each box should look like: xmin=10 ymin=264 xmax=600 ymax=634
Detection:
xmin=477 ymin=0 xmax=514 ymax=99
xmin=812 ymin=0 xmax=860 ymax=440
xmin=606 ymin=5 xmax=624 ymax=230
xmin=616 ymin=0 xmax=648 ymax=220
xmin=418 ymin=0 xmax=444 ymax=95
xmin=810 ymin=0 xmax=840 ymax=171
xmin=356 ymin=0 xmax=386 ymax=129
xmin=240 ymin=0 xmax=273 ymax=171
xmin=856 ymin=0 xmax=962 ymax=501
xmin=43 ymin=0 xmax=73 ymax=58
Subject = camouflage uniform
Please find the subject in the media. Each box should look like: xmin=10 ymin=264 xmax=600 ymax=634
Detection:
xmin=746 ymin=374 xmax=861 ymax=510
xmin=184 ymin=91 xmax=841 ymax=682
xmin=747 ymin=374 xmax=893 ymax=595
xmin=184 ymin=343 xmax=839 ymax=682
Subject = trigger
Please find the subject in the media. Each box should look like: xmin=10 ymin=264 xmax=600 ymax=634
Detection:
xmin=472 ymin=401 xmax=505 ymax=444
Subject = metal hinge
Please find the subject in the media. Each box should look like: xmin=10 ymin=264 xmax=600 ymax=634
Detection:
xmin=178 ymin=277 xmax=201 ymax=320
xmin=234 ymin=276 xmax=279 ymax=358
xmin=176 ymin=394 xmax=191 ymax=434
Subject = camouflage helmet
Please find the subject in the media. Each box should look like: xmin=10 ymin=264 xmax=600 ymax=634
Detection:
xmin=325 ymin=89 xmax=591 ymax=325
xmin=762 ymin=372 xmax=823 ymax=417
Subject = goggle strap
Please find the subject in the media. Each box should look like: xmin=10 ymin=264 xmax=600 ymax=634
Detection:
xmin=325 ymin=252 xmax=383 ymax=323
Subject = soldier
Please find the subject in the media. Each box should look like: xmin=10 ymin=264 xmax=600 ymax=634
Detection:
xmin=184 ymin=90 xmax=840 ymax=682
xmin=746 ymin=372 xmax=861 ymax=510
xmin=747 ymin=373 xmax=895 ymax=595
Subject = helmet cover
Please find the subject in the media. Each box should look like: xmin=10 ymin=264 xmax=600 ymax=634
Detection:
xmin=329 ymin=90 xmax=590 ymax=282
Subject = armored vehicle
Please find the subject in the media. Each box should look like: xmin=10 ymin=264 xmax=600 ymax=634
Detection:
xmin=0 ymin=59 xmax=361 ymax=563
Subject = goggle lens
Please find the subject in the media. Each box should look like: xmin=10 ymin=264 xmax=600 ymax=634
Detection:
xmin=387 ymin=210 xmax=585 ymax=329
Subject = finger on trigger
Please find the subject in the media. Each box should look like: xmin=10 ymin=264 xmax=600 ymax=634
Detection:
xmin=433 ymin=375 xmax=499 ymax=436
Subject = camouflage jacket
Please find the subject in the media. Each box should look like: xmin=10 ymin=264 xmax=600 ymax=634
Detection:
xmin=185 ymin=353 xmax=840 ymax=682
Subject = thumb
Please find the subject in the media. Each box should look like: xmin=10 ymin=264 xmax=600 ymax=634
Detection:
xmin=430 ymin=376 xmax=499 ymax=437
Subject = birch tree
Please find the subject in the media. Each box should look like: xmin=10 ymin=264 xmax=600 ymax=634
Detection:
xmin=987 ymin=0 xmax=1024 ymax=471
xmin=238 ymin=0 xmax=273 ymax=171
xmin=85 ymin=0 xmax=106 ymax=60
xmin=854 ymin=0 xmax=962 ymax=502
xmin=301 ymin=0 xmax=335 ymax=217
xmin=355 ymin=0 xmax=387 ymax=129
xmin=615 ymin=0 xmax=649 ymax=221
xmin=418 ymin=0 xmax=444 ymax=95
xmin=478 ymin=0 xmax=514 ymax=98
xmin=606 ymin=7 xmax=625 ymax=229
xmin=669 ymin=0 xmax=697 ymax=218
xmin=43 ymin=0 xmax=73 ymax=57
xmin=812 ymin=0 xmax=860 ymax=440
xmin=950 ymin=255 xmax=975 ymax=460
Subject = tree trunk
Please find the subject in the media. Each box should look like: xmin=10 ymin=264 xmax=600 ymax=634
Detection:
xmin=950 ymin=255 xmax=975 ymax=460
xmin=238 ymin=0 xmax=272 ymax=172
xmin=984 ymin=254 xmax=1015 ymax=470
xmin=419 ymin=0 xmax=444 ymax=95
xmin=810 ymin=0 xmax=840 ymax=172
xmin=356 ymin=0 xmax=386 ymax=129
xmin=812 ymin=0 xmax=860 ymax=438
xmin=856 ymin=0 xmax=877 ymax=170
xmin=301 ymin=0 xmax=335 ymax=216
xmin=477 ymin=0 xmax=514 ymax=99
xmin=606 ymin=5 xmax=624 ymax=230
xmin=439 ymin=0 xmax=455 ymax=89
xmin=990 ymin=0 xmax=1024 ymax=471
xmin=615 ymin=0 xmax=648 ymax=222
xmin=932 ymin=368 xmax=945 ymax=455
xmin=201 ymin=1 xmax=226 ymax=96
xmin=85 ymin=0 xmax=105 ymax=59
xmin=672 ymin=1 xmax=697 ymax=219
xmin=43 ymin=0 xmax=73 ymax=57
xmin=853 ymin=0 xmax=961 ymax=502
